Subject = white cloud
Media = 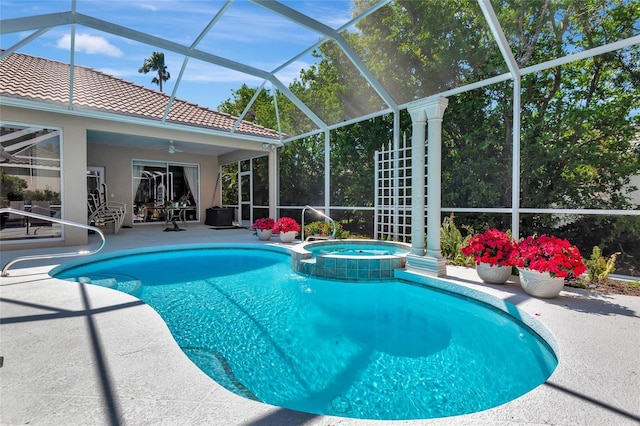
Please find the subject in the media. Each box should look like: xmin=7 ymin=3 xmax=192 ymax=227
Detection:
xmin=97 ymin=67 xmax=127 ymax=78
xmin=138 ymin=4 xmax=158 ymax=12
xmin=56 ymin=33 xmax=123 ymax=57
xmin=184 ymin=66 xmax=263 ymax=84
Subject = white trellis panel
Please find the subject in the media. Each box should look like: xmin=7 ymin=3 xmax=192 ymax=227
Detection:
xmin=374 ymin=134 xmax=414 ymax=242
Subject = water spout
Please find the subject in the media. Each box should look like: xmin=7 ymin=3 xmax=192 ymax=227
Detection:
xmin=301 ymin=205 xmax=337 ymax=241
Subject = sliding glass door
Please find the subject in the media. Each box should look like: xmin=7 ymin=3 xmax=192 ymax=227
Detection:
xmin=132 ymin=160 xmax=199 ymax=224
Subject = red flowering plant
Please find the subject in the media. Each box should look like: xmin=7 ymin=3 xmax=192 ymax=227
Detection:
xmin=251 ymin=217 xmax=275 ymax=231
xmin=510 ymin=234 xmax=587 ymax=278
xmin=304 ymin=221 xmax=350 ymax=239
xmin=460 ymin=228 xmax=515 ymax=267
xmin=273 ymin=216 xmax=300 ymax=234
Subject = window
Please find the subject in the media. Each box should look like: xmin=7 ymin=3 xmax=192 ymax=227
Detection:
xmin=0 ymin=123 xmax=62 ymax=241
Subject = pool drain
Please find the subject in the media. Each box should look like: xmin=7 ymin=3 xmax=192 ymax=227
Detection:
xmin=331 ymin=395 xmax=351 ymax=413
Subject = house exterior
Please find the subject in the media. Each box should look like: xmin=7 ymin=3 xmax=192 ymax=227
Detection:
xmin=0 ymin=52 xmax=280 ymax=248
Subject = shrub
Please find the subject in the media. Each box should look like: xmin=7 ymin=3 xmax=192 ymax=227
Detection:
xmin=585 ymin=246 xmax=619 ymax=284
xmin=304 ymin=220 xmax=350 ymax=239
xmin=440 ymin=214 xmax=475 ymax=267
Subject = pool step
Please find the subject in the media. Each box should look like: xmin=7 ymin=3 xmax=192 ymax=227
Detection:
xmin=86 ymin=277 xmax=118 ymax=288
xmin=61 ymin=276 xmax=92 ymax=284
xmin=115 ymin=280 xmax=141 ymax=294
xmin=74 ymin=277 xmax=142 ymax=295
xmin=61 ymin=276 xmax=140 ymax=294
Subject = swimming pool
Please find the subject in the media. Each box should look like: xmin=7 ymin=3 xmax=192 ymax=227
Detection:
xmin=51 ymin=245 xmax=557 ymax=420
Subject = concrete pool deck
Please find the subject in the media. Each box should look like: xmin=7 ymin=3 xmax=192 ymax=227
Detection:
xmin=1 ymin=225 xmax=639 ymax=425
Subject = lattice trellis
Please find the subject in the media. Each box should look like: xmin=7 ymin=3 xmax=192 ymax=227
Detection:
xmin=374 ymin=134 xmax=415 ymax=242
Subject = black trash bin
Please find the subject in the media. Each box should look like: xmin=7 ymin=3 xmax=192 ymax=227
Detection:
xmin=205 ymin=207 xmax=234 ymax=227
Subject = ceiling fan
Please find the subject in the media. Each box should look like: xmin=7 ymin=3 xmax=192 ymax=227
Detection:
xmin=167 ymin=140 xmax=183 ymax=154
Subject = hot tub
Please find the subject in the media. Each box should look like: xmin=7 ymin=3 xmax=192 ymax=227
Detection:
xmin=291 ymin=239 xmax=411 ymax=280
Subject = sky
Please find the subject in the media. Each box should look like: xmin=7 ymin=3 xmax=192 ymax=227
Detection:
xmin=0 ymin=0 xmax=355 ymax=111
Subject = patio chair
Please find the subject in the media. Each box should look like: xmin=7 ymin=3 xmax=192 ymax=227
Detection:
xmin=30 ymin=200 xmax=54 ymax=225
xmin=88 ymin=192 xmax=127 ymax=235
xmin=1 ymin=201 xmax=26 ymax=229
xmin=28 ymin=200 xmax=56 ymax=234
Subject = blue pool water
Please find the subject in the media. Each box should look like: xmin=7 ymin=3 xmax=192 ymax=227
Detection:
xmin=307 ymin=243 xmax=408 ymax=257
xmin=52 ymin=246 xmax=557 ymax=420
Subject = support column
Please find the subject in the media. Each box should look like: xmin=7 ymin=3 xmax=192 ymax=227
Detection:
xmin=268 ymin=147 xmax=278 ymax=219
xmin=406 ymin=105 xmax=427 ymax=256
xmin=63 ymin=125 xmax=88 ymax=246
xmin=324 ymin=130 xmax=331 ymax=214
xmin=405 ymin=96 xmax=448 ymax=277
xmin=425 ymin=97 xmax=448 ymax=273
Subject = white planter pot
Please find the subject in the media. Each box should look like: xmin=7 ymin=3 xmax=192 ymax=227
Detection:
xmin=279 ymin=231 xmax=297 ymax=243
xmin=476 ymin=262 xmax=512 ymax=284
xmin=256 ymin=229 xmax=272 ymax=241
xmin=518 ymin=268 xmax=565 ymax=298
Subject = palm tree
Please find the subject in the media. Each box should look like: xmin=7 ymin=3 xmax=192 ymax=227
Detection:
xmin=138 ymin=52 xmax=170 ymax=92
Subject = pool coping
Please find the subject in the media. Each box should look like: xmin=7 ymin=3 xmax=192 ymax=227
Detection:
xmin=1 ymin=230 xmax=639 ymax=425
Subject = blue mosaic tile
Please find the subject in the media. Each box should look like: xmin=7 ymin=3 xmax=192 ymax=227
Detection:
xmin=324 ymin=257 xmax=336 ymax=268
xmin=380 ymin=258 xmax=391 ymax=270
xmin=323 ymin=267 xmax=336 ymax=279
xmin=357 ymin=259 xmax=370 ymax=270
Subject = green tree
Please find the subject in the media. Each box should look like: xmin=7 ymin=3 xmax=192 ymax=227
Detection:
xmin=218 ymin=85 xmax=326 ymax=210
xmin=0 ymin=170 xmax=28 ymax=201
xmin=218 ymin=84 xmax=278 ymax=130
xmin=516 ymin=3 xmax=640 ymax=212
xmin=221 ymin=162 xmax=238 ymax=206
xmin=356 ymin=0 xmax=507 ymax=101
xmin=138 ymin=52 xmax=170 ymax=92
xmin=329 ymin=114 xmax=403 ymax=207
xmin=278 ymin=134 xmax=325 ymax=206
